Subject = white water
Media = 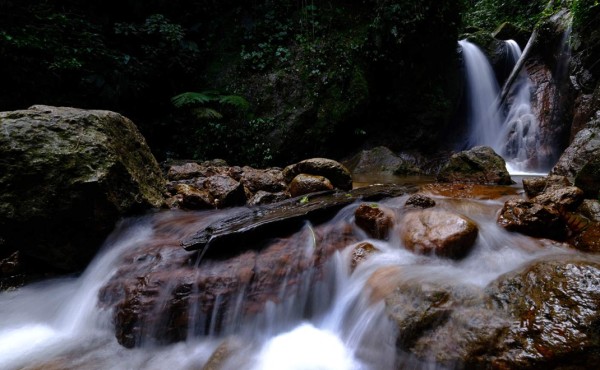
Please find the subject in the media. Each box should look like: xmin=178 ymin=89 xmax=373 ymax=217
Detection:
xmin=0 ymin=192 xmax=577 ymax=370
xmin=460 ymin=39 xmax=547 ymax=174
xmin=459 ymin=40 xmax=502 ymax=149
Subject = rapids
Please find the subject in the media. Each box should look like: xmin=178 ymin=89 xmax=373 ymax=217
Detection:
xmin=0 ymin=185 xmax=578 ymax=370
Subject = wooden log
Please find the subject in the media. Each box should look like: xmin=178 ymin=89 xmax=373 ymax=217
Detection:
xmin=181 ymin=184 xmax=416 ymax=255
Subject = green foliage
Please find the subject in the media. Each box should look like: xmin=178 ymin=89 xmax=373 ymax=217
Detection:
xmin=464 ymin=0 xmax=548 ymax=30
xmin=571 ymin=0 xmax=600 ymax=27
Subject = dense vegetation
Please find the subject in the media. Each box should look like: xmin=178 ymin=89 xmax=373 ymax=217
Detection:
xmin=1 ymin=0 xmax=599 ymax=166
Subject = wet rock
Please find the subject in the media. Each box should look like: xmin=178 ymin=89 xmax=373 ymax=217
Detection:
xmin=0 ymin=105 xmax=165 ymax=271
xmin=578 ymin=199 xmax=600 ymax=222
xmin=0 ymin=251 xmax=21 ymax=277
xmin=203 ymin=175 xmax=246 ymax=208
xmin=575 ymin=157 xmax=600 ymax=199
xmin=167 ymin=162 xmax=205 ymax=181
xmin=354 ymin=203 xmax=395 ymax=239
xmin=343 ymin=146 xmax=422 ymax=175
xmin=283 ymin=158 xmax=352 ymax=190
xmin=99 ymin=213 xmax=358 ymax=348
xmin=436 ymin=146 xmax=512 ymax=185
xmin=404 ymin=194 xmax=436 ymax=208
xmin=400 ymin=209 xmax=478 ymax=259
xmin=174 ymin=184 xmax=214 ymax=210
xmin=350 ymin=242 xmax=379 ymax=271
xmin=483 ymin=258 xmax=600 ymax=369
xmin=247 ymin=191 xmax=289 ymax=206
xmin=531 ymin=186 xmax=584 ymax=212
xmin=240 ymin=167 xmax=286 ymax=194
xmin=288 ymin=174 xmax=334 ymax=197
xmin=552 ymin=120 xmax=600 ymax=194
xmin=571 ymin=222 xmax=600 ymax=253
xmin=522 ymin=175 xmax=571 ymax=197
xmin=497 ymin=199 xmax=566 ymax=239
xmin=492 ymin=22 xmax=529 ymax=48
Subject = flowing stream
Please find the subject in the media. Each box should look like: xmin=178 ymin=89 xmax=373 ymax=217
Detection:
xmin=0 ymin=186 xmax=576 ymax=370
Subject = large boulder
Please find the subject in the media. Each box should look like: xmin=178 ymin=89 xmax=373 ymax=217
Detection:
xmin=0 ymin=105 xmax=165 ymax=271
xmin=551 ymin=120 xmax=600 ymax=198
xmin=400 ymin=209 xmax=478 ymax=259
xmin=288 ymin=174 xmax=334 ymax=197
xmin=343 ymin=146 xmax=422 ymax=175
xmin=437 ymin=146 xmax=512 ymax=185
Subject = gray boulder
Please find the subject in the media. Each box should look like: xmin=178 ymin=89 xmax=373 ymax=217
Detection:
xmin=0 ymin=105 xmax=165 ymax=271
xmin=437 ymin=146 xmax=512 ymax=185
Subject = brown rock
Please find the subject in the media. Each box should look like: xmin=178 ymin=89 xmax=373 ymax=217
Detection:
xmin=203 ymin=175 xmax=246 ymax=208
xmin=354 ymin=203 xmax=395 ymax=239
xmin=522 ymin=175 xmax=571 ymax=197
xmin=400 ymin=209 xmax=478 ymax=259
xmin=240 ymin=167 xmax=286 ymax=194
xmin=288 ymin=174 xmax=334 ymax=197
xmin=532 ymin=186 xmax=584 ymax=212
xmin=174 ymin=184 xmax=214 ymax=210
xmin=167 ymin=162 xmax=205 ymax=181
xmin=497 ymin=199 xmax=566 ymax=239
xmin=283 ymin=158 xmax=352 ymax=190
xmin=350 ymin=242 xmax=380 ymax=271
xmin=404 ymin=194 xmax=436 ymax=208
xmin=572 ymin=222 xmax=600 ymax=253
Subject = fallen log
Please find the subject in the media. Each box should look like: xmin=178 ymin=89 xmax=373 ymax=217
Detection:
xmin=181 ymin=184 xmax=416 ymax=255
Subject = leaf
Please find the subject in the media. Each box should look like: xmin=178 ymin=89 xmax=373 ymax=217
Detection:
xmin=191 ymin=107 xmax=223 ymax=120
xmin=171 ymin=91 xmax=216 ymax=108
xmin=218 ymin=95 xmax=250 ymax=110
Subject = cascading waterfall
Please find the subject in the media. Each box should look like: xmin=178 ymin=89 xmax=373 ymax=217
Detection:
xmin=498 ymin=40 xmax=541 ymax=174
xmin=459 ymin=39 xmax=543 ymax=174
xmin=0 ymin=192 xmax=574 ymax=370
xmin=458 ymin=40 xmax=502 ymax=149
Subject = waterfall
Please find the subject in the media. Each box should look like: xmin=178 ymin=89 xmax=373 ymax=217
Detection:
xmin=459 ymin=39 xmax=545 ymax=174
xmin=459 ymin=40 xmax=502 ymax=149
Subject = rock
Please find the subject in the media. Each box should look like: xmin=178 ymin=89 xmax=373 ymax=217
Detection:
xmin=497 ymin=199 xmax=566 ymax=239
xmin=99 ymin=212 xmax=358 ymax=348
xmin=578 ymin=199 xmax=600 ymax=222
xmin=354 ymin=203 xmax=395 ymax=239
xmin=0 ymin=105 xmax=165 ymax=271
xmin=174 ymin=184 xmax=214 ymax=210
xmin=400 ymin=209 xmax=478 ymax=259
xmin=492 ymin=22 xmax=529 ymax=48
xmin=283 ymin=158 xmax=352 ymax=190
xmin=240 ymin=167 xmax=286 ymax=194
xmin=247 ymin=191 xmax=289 ymax=206
xmin=0 ymin=251 xmax=21 ymax=277
xmin=531 ymin=186 xmax=584 ymax=212
xmin=575 ymin=157 xmax=600 ymax=199
xmin=522 ymin=175 xmax=571 ymax=197
xmin=436 ymin=146 xmax=512 ymax=185
xmin=572 ymin=222 xmax=600 ymax=253
xmin=167 ymin=162 xmax=205 ymax=181
xmin=483 ymin=258 xmax=600 ymax=369
xmin=350 ymin=242 xmax=379 ymax=271
xmin=343 ymin=146 xmax=422 ymax=175
xmin=422 ymin=183 xmax=518 ymax=200
xmin=203 ymin=175 xmax=246 ymax=208
xmin=288 ymin=174 xmax=334 ymax=197
xmin=404 ymin=194 xmax=436 ymax=208
xmin=551 ymin=121 xmax=600 ymax=190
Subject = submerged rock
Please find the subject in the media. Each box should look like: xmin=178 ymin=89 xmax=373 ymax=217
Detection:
xmin=354 ymin=203 xmax=395 ymax=239
xmin=404 ymin=194 xmax=436 ymax=208
xmin=350 ymin=242 xmax=379 ymax=271
xmin=0 ymin=105 xmax=165 ymax=271
xmin=400 ymin=209 xmax=478 ymax=259
xmin=437 ymin=146 xmax=512 ymax=185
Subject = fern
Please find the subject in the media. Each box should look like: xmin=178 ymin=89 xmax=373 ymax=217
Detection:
xmin=218 ymin=95 xmax=250 ymax=111
xmin=171 ymin=91 xmax=216 ymax=108
xmin=191 ymin=107 xmax=223 ymax=120
xmin=171 ymin=90 xmax=250 ymax=116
